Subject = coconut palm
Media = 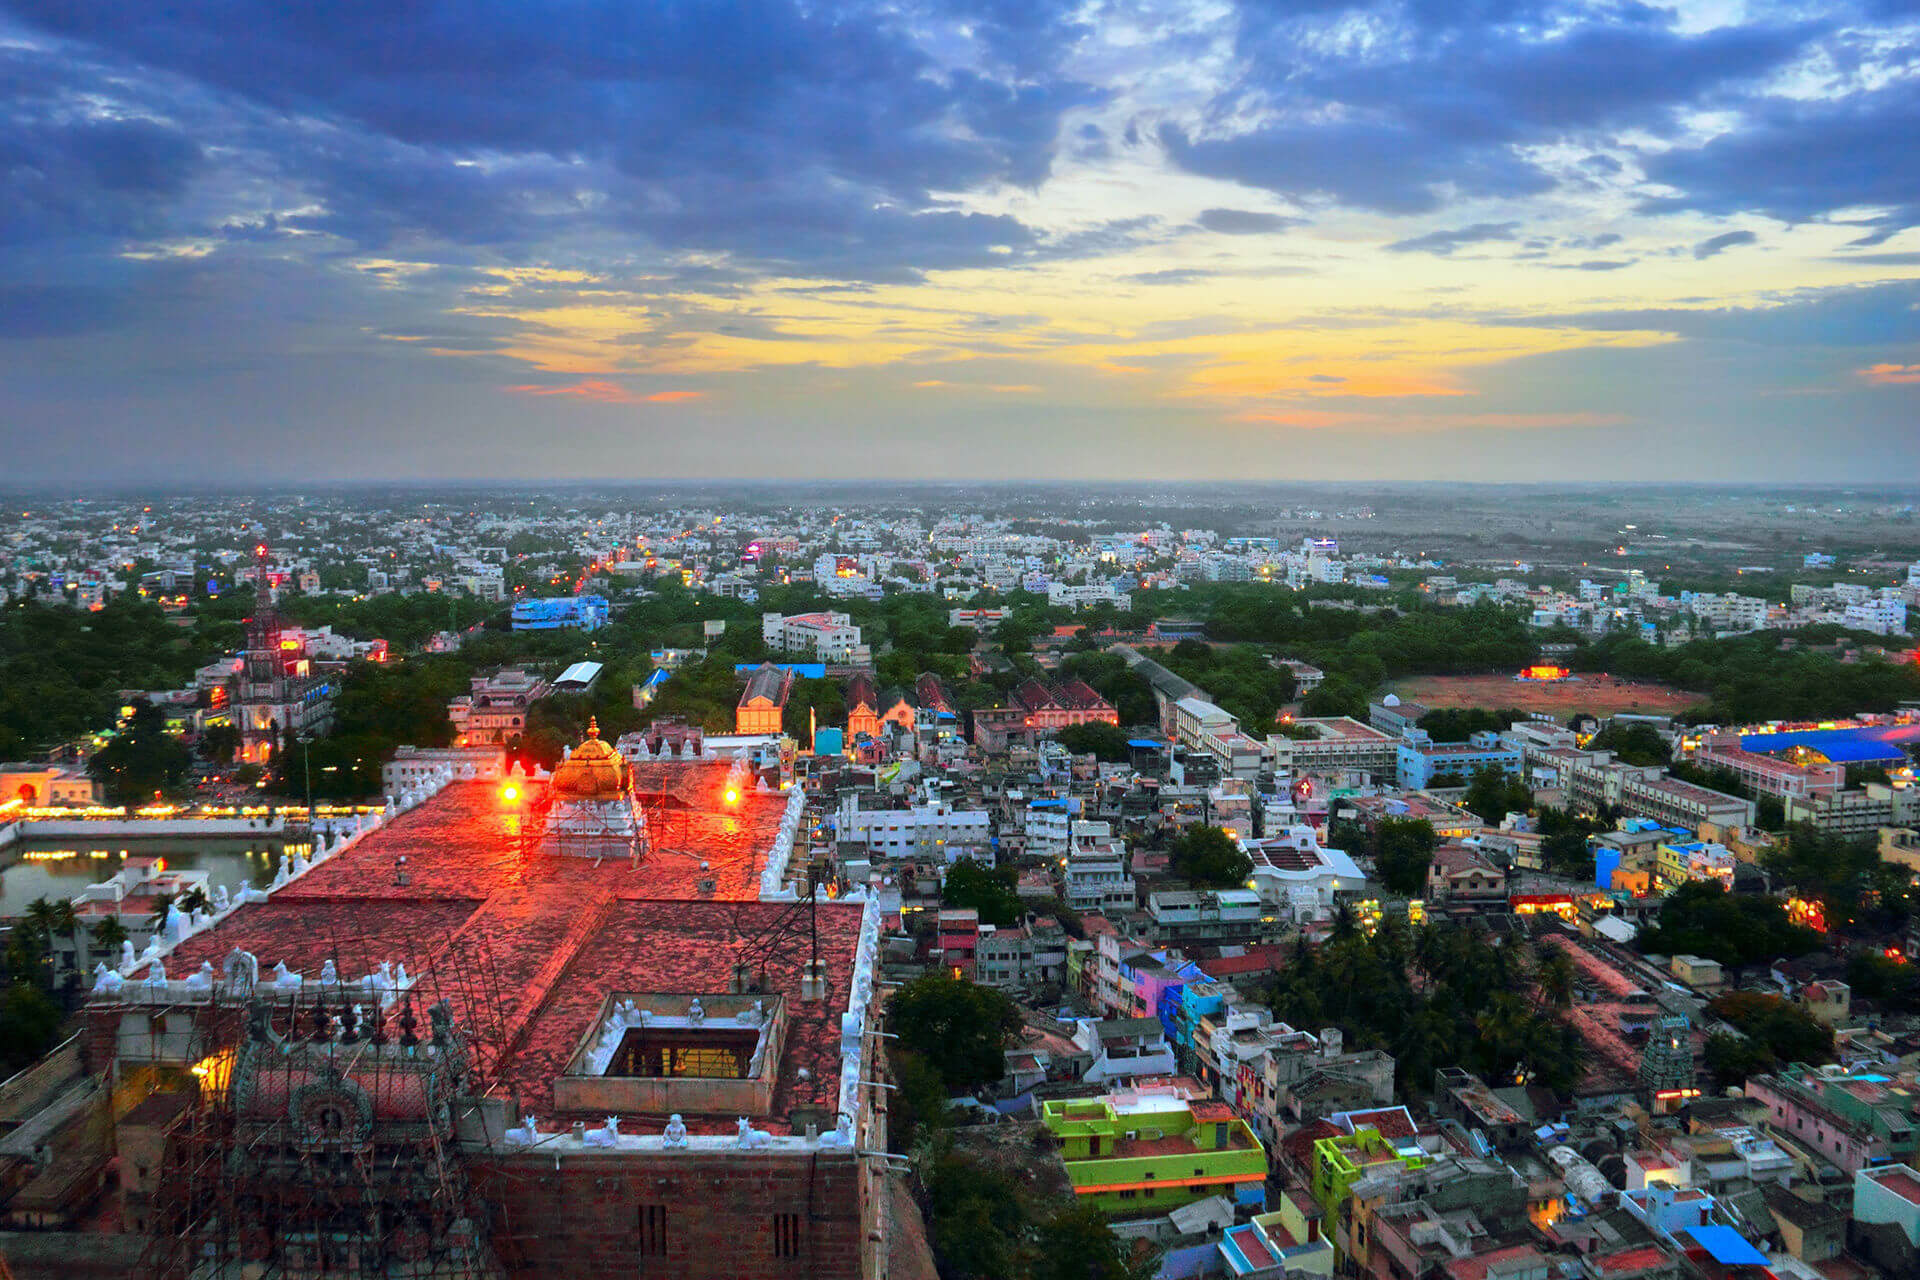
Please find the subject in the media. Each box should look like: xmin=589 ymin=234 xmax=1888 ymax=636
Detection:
xmin=177 ymin=886 xmax=212 ymax=916
xmin=91 ymin=916 xmax=130 ymax=955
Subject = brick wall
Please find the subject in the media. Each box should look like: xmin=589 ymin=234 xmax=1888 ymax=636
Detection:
xmin=472 ymin=1149 xmax=864 ymax=1280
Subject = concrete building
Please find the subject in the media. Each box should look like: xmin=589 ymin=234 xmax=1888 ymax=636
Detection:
xmin=447 ymin=669 xmax=550 ymax=747
xmin=1692 ymin=732 xmax=1843 ymax=801
xmin=508 ymin=594 xmax=608 ymax=631
xmin=761 ymin=610 xmax=865 ymax=663
xmin=1065 ymin=821 xmax=1137 ymax=915
xmin=1269 ymin=718 xmax=1399 ymax=779
xmin=1043 ymin=1082 xmax=1267 ymax=1215
xmin=1395 ymin=731 xmax=1523 ymax=790
xmin=382 ymin=745 xmax=507 ymax=796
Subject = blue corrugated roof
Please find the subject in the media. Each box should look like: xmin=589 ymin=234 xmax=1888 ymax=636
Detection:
xmin=1684 ymin=1225 xmax=1767 ymax=1266
xmin=1128 ymin=738 xmax=1164 ymax=749
xmin=1739 ymin=727 xmax=1913 ymax=764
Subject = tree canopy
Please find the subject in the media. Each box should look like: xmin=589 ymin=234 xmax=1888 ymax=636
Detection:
xmin=942 ymin=862 xmax=1024 ymax=928
xmin=1169 ymin=825 xmax=1253 ymax=889
xmin=1636 ymin=881 xmax=1823 ymax=970
xmin=888 ymin=972 xmax=1022 ymax=1093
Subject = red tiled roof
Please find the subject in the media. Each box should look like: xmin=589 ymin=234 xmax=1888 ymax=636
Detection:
xmin=1342 ymin=1106 xmax=1418 ymax=1140
xmin=122 ymin=777 xmax=861 ymax=1136
xmin=1594 ymin=1245 xmax=1671 ymax=1274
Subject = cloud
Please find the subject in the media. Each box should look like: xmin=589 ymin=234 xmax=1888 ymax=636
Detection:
xmin=1386 ymin=223 xmax=1520 ymax=255
xmin=1164 ymin=8 xmax=1818 ymax=214
xmin=1 ymin=0 xmax=1103 ymax=276
xmin=1858 ymin=364 xmax=1920 ymax=385
xmin=1640 ymin=77 xmax=1920 ymax=242
xmin=1548 ymin=259 xmax=1636 ymax=271
xmin=1693 ymin=230 xmax=1758 ymax=260
xmin=1492 ymin=280 xmax=1920 ymax=348
xmin=1120 ymin=268 xmax=1213 ymax=285
xmin=505 ymin=379 xmax=645 ymax=403
xmin=645 ymin=390 xmax=704 ymax=402
xmin=1196 ymin=208 xmax=1304 ymax=235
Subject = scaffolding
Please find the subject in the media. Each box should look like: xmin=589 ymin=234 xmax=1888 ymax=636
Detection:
xmin=125 ymin=928 xmax=515 ymax=1280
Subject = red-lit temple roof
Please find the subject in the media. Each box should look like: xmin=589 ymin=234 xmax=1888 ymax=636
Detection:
xmin=129 ymin=776 xmax=861 ymax=1135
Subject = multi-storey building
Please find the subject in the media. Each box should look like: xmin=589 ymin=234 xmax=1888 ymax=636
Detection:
xmin=1064 ymin=821 xmax=1136 ymax=915
xmin=1146 ymin=888 xmax=1265 ymax=945
xmin=1747 ymin=1065 xmax=1920 ymax=1174
xmin=1692 ymin=732 xmax=1843 ymax=800
xmin=1268 ymin=717 xmax=1399 ymax=779
xmin=447 ymin=668 xmax=550 ymax=746
xmin=762 ymin=610 xmax=865 ymax=662
xmin=1042 ymin=1082 xmax=1268 ymax=1215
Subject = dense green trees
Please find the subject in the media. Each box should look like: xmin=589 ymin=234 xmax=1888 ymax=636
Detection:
xmin=1418 ymin=707 xmax=1530 ymax=741
xmin=888 ymin=972 xmax=1022 ymax=1094
xmin=1331 ymin=817 xmax=1439 ymax=897
xmin=1703 ymin=992 xmax=1834 ymax=1086
xmin=0 ymin=596 xmax=207 ymax=757
xmin=1463 ymin=767 xmax=1534 ymax=825
xmin=919 ymin=1141 xmax=1154 ymax=1280
xmin=1571 ymin=631 xmax=1920 ymax=723
xmin=1054 ymin=651 xmax=1157 ymax=727
xmin=1052 ymin=721 xmax=1133 ymax=761
xmin=1586 ymin=722 xmax=1670 ymax=766
xmin=942 ymin=862 xmax=1024 ymax=927
xmin=89 ymin=699 xmax=192 ymax=802
xmin=1635 ymin=881 xmax=1823 ymax=969
xmin=1762 ymin=824 xmax=1918 ymax=932
xmin=1169 ymin=825 xmax=1254 ymax=889
xmin=1266 ymin=921 xmax=1587 ymax=1095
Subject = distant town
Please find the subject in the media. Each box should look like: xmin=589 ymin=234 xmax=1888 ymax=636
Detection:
xmin=2 ymin=482 xmax=1920 ymax=1280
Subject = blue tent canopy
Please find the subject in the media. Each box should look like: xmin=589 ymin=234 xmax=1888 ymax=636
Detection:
xmin=1684 ymin=1225 xmax=1768 ymax=1266
xmin=1739 ymin=727 xmax=1913 ymax=764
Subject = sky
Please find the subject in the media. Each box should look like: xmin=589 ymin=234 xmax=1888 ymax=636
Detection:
xmin=1 ymin=0 xmax=1918 ymax=486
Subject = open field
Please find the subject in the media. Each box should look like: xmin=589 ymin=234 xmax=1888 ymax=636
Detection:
xmin=1385 ymin=672 xmax=1709 ymax=718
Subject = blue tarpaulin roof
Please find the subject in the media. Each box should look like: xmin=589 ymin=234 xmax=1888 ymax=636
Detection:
xmin=1128 ymin=738 xmax=1164 ymax=749
xmin=1684 ymin=1225 xmax=1768 ymax=1266
xmin=1739 ymin=726 xmax=1916 ymax=764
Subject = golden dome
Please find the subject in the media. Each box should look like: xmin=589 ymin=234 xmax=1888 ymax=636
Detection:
xmin=549 ymin=718 xmax=630 ymax=801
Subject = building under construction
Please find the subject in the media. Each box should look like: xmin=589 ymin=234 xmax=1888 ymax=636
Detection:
xmin=54 ymin=733 xmax=889 ymax=1280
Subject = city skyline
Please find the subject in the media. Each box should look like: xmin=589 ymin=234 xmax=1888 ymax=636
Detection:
xmin=3 ymin=0 xmax=1919 ymax=484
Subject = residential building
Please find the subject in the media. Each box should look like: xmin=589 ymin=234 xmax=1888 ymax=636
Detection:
xmin=762 ymin=610 xmax=866 ymax=663
xmin=1065 ymin=821 xmax=1137 ymax=915
xmin=1146 ymin=889 xmax=1265 ymax=945
xmin=1426 ymin=845 xmax=1508 ymax=909
xmin=1746 ymin=1065 xmax=1920 ymax=1173
xmin=1395 ymin=731 xmax=1523 ymax=790
xmin=1042 ymin=1082 xmax=1268 ymax=1215
xmin=1072 ymin=1018 xmax=1179 ymax=1085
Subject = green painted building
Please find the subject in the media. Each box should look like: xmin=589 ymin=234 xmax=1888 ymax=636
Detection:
xmin=1041 ymin=1086 xmax=1268 ymax=1215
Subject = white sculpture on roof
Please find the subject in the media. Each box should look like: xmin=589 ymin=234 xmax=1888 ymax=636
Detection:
xmin=504 ymin=1114 xmax=542 ymax=1145
xmin=583 ymin=1115 xmax=620 ymax=1147
xmin=93 ymin=963 xmax=123 ymax=995
xmin=662 ymin=1113 xmax=688 ymax=1147
xmin=735 ymin=1117 xmax=771 ymax=1149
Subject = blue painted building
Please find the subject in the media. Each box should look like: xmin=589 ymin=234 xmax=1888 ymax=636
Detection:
xmin=510 ymin=594 xmax=609 ymax=631
xmin=1395 ymin=729 xmax=1523 ymax=789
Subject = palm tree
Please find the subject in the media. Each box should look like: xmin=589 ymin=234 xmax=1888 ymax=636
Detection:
xmin=91 ymin=916 xmax=130 ymax=958
xmin=147 ymin=892 xmax=176 ymax=933
xmin=1536 ymin=950 xmax=1576 ymax=1009
xmin=177 ymin=886 xmax=212 ymax=916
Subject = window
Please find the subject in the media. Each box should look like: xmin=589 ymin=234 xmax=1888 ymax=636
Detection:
xmin=773 ymin=1212 xmax=803 ymax=1259
xmin=639 ymin=1204 xmax=668 ymax=1258
xmin=1118 ymin=1189 xmax=1137 ymax=1200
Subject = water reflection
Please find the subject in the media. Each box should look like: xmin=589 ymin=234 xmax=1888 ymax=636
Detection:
xmin=0 ymin=838 xmax=289 ymax=917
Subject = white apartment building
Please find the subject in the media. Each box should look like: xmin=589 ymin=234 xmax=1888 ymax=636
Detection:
xmin=1064 ymin=821 xmax=1136 ymax=915
xmin=1842 ymin=595 xmax=1907 ymax=636
xmin=761 ymin=610 xmax=866 ymax=662
xmin=1046 ymin=581 xmax=1133 ymax=611
xmin=836 ymin=789 xmax=991 ymax=860
xmin=1026 ymin=800 xmax=1079 ymax=858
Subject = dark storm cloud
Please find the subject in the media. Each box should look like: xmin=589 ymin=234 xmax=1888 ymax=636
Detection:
xmin=1386 ymin=223 xmax=1520 ymax=255
xmin=1165 ymin=2 xmax=1819 ymax=214
xmin=0 ymin=46 xmax=204 ymax=244
xmin=1640 ymin=76 xmax=1920 ymax=243
xmin=0 ymin=0 xmax=1103 ymax=274
xmin=1693 ymin=230 xmax=1758 ymax=259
